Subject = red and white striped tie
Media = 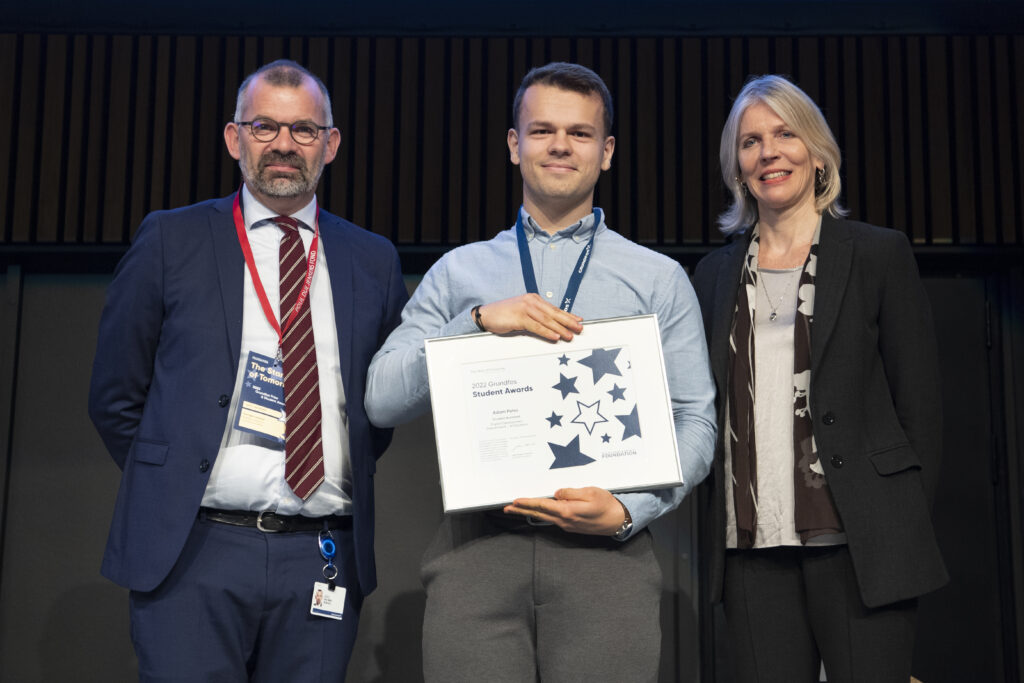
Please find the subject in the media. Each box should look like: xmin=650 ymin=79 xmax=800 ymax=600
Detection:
xmin=276 ymin=216 xmax=325 ymax=500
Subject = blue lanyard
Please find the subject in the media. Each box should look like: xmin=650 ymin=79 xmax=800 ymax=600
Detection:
xmin=515 ymin=207 xmax=601 ymax=314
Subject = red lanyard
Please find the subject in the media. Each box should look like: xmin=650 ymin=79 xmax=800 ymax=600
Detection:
xmin=232 ymin=189 xmax=320 ymax=353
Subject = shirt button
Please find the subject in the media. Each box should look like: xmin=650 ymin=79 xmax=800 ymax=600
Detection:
xmin=545 ymin=291 xmax=554 ymax=298
xmin=549 ymin=244 xmax=556 ymax=250
xmin=822 ymin=412 xmax=836 ymax=425
xmin=199 ymin=459 xmax=210 ymax=473
xmin=218 ymin=394 xmax=230 ymax=407
xmin=830 ymin=455 xmax=844 ymax=468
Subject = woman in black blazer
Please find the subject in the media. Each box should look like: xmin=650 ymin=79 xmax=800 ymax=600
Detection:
xmin=691 ymin=75 xmax=947 ymax=683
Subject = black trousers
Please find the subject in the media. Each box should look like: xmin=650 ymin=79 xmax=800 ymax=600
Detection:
xmin=723 ymin=546 xmax=917 ymax=683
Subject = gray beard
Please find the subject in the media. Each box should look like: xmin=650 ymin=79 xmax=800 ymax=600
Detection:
xmin=240 ymin=149 xmax=323 ymax=199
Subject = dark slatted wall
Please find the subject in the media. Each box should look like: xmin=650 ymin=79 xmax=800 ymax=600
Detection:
xmin=2 ymin=33 xmax=1022 ymax=251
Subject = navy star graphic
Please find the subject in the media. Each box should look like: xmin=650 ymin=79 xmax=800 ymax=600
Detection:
xmin=545 ymin=411 xmax=563 ymax=428
xmin=601 ymin=433 xmax=611 ymax=443
xmin=557 ymin=354 xmax=570 ymax=366
xmin=570 ymin=400 xmax=608 ymax=435
xmin=577 ymin=347 xmax=623 ymax=384
xmin=616 ymin=404 xmax=642 ymax=440
xmin=552 ymin=373 xmax=579 ymax=400
xmin=607 ymin=383 xmax=626 ymax=402
xmin=548 ymin=435 xmax=596 ymax=469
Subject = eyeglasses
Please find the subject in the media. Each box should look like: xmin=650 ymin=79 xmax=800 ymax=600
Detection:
xmin=235 ymin=117 xmax=330 ymax=145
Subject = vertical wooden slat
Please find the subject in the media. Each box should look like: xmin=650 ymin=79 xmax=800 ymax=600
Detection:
xmin=657 ymin=38 xmax=677 ymax=244
xmin=166 ymin=37 xmax=196 ymax=209
xmin=972 ymin=36 xmax=998 ymax=245
xmin=36 ymin=36 xmax=68 ymax=242
xmin=462 ymin=38 xmax=484 ymax=241
xmin=613 ymin=39 xmax=634 ymax=238
xmin=923 ymin=36 xmax=952 ymax=243
xmin=705 ymin=38 xmax=729 ymax=241
xmin=326 ymin=37 xmax=351 ymax=219
xmin=549 ymin=38 xmax=571 ymax=63
xmin=0 ymin=35 xmax=17 ymax=243
xmin=747 ymin=37 xmax=770 ymax=75
xmin=127 ymin=36 xmax=154 ymax=235
xmin=796 ymin=37 xmax=820 ymax=104
xmin=146 ymin=36 xmax=171 ymax=213
xmin=950 ymin=37 xmax=976 ymax=244
xmin=96 ymin=36 xmax=131 ymax=242
xmin=483 ymin=38 xmax=510 ymax=236
xmin=678 ymin=38 xmax=703 ymax=244
xmin=10 ymin=34 xmax=41 ymax=242
xmin=902 ymin=37 xmax=927 ymax=242
xmin=368 ymin=38 xmax=397 ymax=235
xmin=992 ymin=36 xmax=1016 ymax=244
xmin=859 ymin=36 xmax=888 ymax=228
xmin=62 ymin=36 xmax=88 ymax=242
xmin=595 ymin=37 xmax=616 ymax=222
xmin=217 ymin=37 xmax=241 ymax=199
xmin=840 ymin=37 xmax=864 ymax=222
xmin=419 ymin=38 xmax=445 ymax=243
xmin=1012 ymin=35 xmax=1024 ymax=245
xmin=81 ymin=36 xmax=109 ymax=242
xmin=445 ymin=38 xmax=467 ymax=244
xmin=348 ymin=37 xmax=372 ymax=227
xmin=888 ymin=37 xmax=912 ymax=234
xmin=774 ymin=37 xmax=794 ymax=80
xmin=395 ymin=38 xmax=420 ymax=242
xmin=634 ymin=38 xmax=658 ymax=243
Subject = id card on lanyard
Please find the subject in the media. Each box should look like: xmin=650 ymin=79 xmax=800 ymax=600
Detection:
xmin=515 ymin=207 xmax=601 ymax=314
xmin=230 ymin=188 xmax=320 ymax=444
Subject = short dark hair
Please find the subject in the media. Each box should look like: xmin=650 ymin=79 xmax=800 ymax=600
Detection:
xmin=234 ymin=59 xmax=333 ymax=126
xmin=511 ymin=62 xmax=613 ymax=137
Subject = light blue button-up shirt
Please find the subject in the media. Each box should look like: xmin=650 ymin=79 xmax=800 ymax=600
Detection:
xmin=365 ymin=208 xmax=716 ymax=536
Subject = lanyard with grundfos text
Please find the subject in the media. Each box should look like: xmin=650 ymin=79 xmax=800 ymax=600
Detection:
xmin=232 ymin=188 xmax=320 ymax=363
xmin=514 ymin=206 xmax=601 ymax=314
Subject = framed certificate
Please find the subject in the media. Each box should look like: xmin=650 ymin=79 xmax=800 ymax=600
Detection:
xmin=423 ymin=314 xmax=682 ymax=513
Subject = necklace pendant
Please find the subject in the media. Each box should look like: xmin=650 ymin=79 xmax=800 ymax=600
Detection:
xmin=769 ymin=311 xmax=778 ymax=321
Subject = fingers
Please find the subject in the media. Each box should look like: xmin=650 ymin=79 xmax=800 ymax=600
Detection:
xmin=503 ymin=488 xmax=623 ymax=536
xmin=478 ymin=294 xmax=583 ymax=340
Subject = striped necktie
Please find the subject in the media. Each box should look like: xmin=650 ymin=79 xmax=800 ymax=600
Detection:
xmin=275 ymin=216 xmax=325 ymax=500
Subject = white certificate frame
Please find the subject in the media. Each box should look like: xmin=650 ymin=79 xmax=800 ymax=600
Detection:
xmin=423 ymin=314 xmax=682 ymax=513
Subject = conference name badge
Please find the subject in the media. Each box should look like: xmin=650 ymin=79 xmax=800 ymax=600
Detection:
xmin=235 ymin=351 xmax=286 ymax=444
xmin=310 ymin=581 xmax=346 ymax=620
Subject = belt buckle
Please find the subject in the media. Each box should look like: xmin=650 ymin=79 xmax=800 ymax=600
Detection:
xmin=256 ymin=511 xmax=282 ymax=533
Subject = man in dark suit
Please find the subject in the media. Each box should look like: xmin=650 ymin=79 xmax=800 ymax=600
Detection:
xmin=88 ymin=59 xmax=407 ymax=682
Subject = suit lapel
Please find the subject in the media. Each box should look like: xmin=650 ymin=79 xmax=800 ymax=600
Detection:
xmin=709 ymin=236 xmax=748 ymax=390
xmin=209 ymin=194 xmax=245 ymax=369
xmin=810 ymin=216 xmax=853 ymax=369
xmin=319 ymin=214 xmax=354 ymax=397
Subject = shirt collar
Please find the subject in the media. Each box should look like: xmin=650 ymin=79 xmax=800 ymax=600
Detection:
xmin=241 ymin=185 xmax=318 ymax=232
xmin=518 ymin=206 xmax=603 ymax=243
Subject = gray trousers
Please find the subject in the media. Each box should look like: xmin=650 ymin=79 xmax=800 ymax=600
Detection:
xmin=723 ymin=545 xmax=918 ymax=683
xmin=420 ymin=512 xmax=663 ymax=683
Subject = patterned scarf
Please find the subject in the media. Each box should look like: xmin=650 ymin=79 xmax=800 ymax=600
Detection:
xmin=727 ymin=224 xmax=843 ymax=548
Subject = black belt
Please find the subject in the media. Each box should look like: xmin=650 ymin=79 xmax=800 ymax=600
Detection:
xmin=200 ymin=508 xmax=352 ymax=533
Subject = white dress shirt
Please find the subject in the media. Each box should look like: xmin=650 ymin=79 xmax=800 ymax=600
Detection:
xmin=201 ymin=185 xmax=352 ymax=516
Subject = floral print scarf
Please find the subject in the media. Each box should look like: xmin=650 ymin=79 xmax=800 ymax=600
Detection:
xmin=727 ymin=224 xmax=843 ymax=547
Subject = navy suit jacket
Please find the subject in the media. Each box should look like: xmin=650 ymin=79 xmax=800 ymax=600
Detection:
xmin=89 ymin=193 xmax=407 ymax=595
xmin=691 ymin=216 xmax=948 ymax=608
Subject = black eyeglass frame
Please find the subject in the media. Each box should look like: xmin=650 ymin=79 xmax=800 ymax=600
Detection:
xmin=235 ymin=117 xmax=331 ymax=145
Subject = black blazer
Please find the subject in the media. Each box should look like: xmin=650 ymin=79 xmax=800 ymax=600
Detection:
xmin=691 ymin=215 xmax=948 ymax=608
